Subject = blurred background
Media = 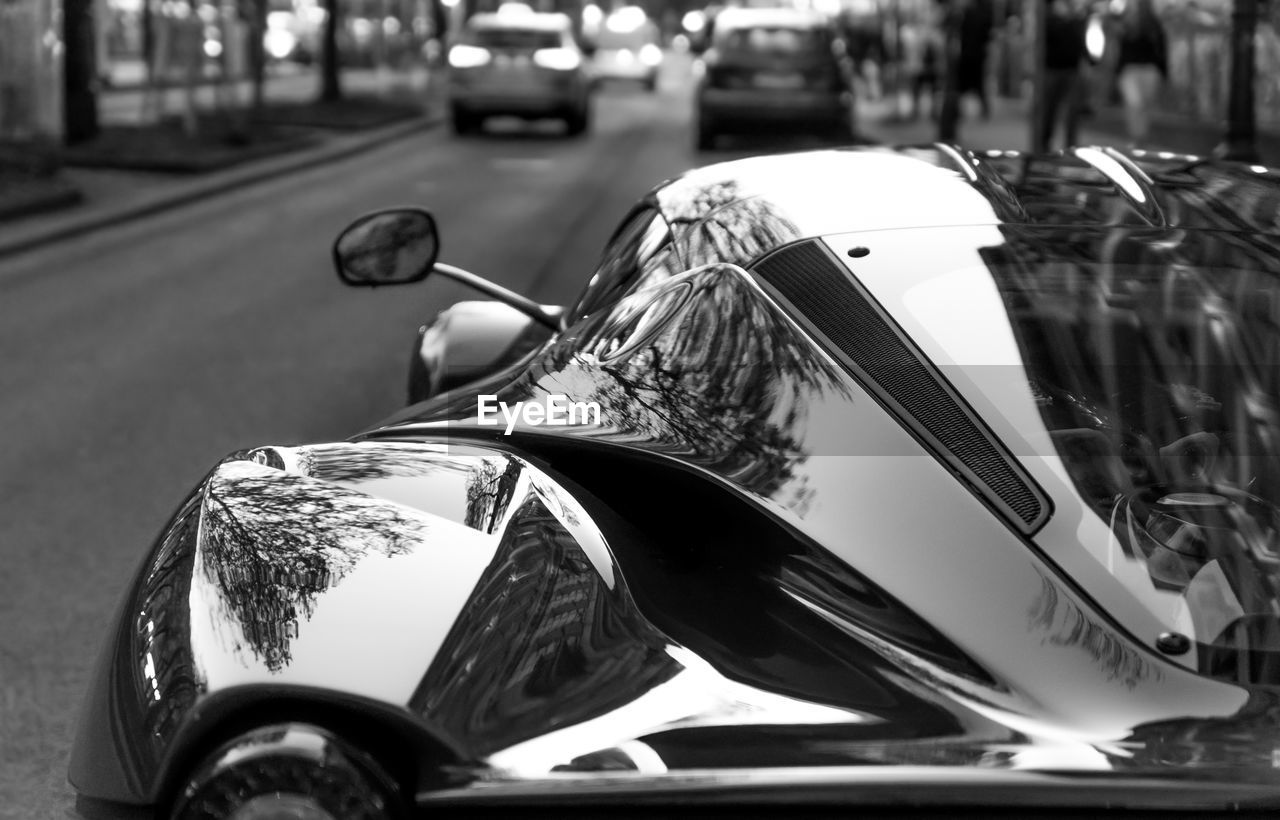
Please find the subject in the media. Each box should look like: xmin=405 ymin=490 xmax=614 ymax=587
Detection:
xmin=4 ymin=1 xmax=1280 ymax=819
xmin=3 ymin=0 xmax=1279 ymax=152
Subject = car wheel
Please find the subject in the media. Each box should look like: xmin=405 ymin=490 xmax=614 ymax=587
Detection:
xmin=829 ymin=118 xmax=855 ymax=144
xmin=565 ymin=104 xmax=590 ymax=136
xmin=644 ymin=75 xmax=657 ymax=93
xmin=451 ymin=106 xmax=479 ymax=136
xmin=170 ymin=724 xmax=407 ymax=820
xmin=695 ymin=118 xmax=716 ymax=151
xmin=833 ymin=108 xmax=857 ymax=143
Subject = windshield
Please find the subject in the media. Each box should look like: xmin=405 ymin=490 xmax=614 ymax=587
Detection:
xmin=838 ymin=223 xmax=1280 ymax=689
xmin=996 ymin=255 xmax=1280 ymax=684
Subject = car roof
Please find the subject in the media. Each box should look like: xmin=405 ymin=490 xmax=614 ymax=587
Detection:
xmin=467 ymin=7 xmax=572 ymax=30
xmin=650 ymin=145 xmax=1280 ymax=268
xmin=712 ymin=6 xmax=832 ymax=29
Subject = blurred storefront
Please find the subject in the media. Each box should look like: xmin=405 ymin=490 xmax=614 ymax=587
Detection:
xmin=992 ymin=0 xmax=1280 ymax=132
xmin=0 ymin=0 xmax=64 ymax=140
xmin=1159 ymin=0 xmax=1280 ymax=130
xmin=94 ymin=0 xmax=436 ymax=86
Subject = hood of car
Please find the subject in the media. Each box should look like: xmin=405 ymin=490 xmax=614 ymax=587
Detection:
xmin=653 ymin=146 xmax=1280 ymax=272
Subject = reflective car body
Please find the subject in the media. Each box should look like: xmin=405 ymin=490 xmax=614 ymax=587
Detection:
xmin=71 ymin=145 xmax=1280 ymax=818
xmin=694 ymin=7 xmax=854 ymax=150
xmin=447 ymin=8 xmax=592 ymax=135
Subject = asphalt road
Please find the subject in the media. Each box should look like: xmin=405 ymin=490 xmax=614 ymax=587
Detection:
xmin=0 ymin=60 xmax=843 ymax=818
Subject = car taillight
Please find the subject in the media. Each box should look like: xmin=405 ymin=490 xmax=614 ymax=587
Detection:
xmin=449 ymin=44 xmax=491 ymax=68
xmin=639 ymin=43 xmax=662 ymax=66
xmin=533 ymin=47 xmax=581 ymax=70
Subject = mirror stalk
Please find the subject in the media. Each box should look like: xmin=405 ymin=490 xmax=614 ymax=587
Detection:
xmin=434 ymin=263 xmax=561 ymax=330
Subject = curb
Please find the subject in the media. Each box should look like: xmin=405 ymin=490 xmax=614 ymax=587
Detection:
xmin=0 ymin=110 xmax=444 ymax=261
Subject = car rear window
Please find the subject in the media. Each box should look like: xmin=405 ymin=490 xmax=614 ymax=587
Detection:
xmin=467 ymin=28 xmax=562 ymax=50
xmin=718 ymin=25 xmax=830 ymax=56
xmin=595 ymin=27 xmax=657 ymax=49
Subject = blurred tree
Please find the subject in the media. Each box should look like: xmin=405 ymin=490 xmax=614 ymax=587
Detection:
xmin=321 ymin=0 xmax=344 ymax=100
xmin=1218 ymin=0 xmax=1261 ymax=161
xmin=64 ymin=0 xmax=100 ymax=144
xmin=243 ymin=0 xmax=270 ymax=115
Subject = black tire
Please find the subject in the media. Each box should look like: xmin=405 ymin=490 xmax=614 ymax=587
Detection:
xmin=451 ymin=105 xmax=479 ymax=136
xmin=695 ymin=118 xmax=716 ymax=151
xmin=644 ymin=75 xmax=658 ymax=93
xmin=832 ymin=107 xmax=857 ymax=143
xmin=828 ymin=118 xmax=855 ymax=145
xmin=565 ymin=104 xmax=590 ymax=136
xmin=170 ymin=724 xmax=406 ymax=820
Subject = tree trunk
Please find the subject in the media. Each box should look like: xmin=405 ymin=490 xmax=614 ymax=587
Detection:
xmin=1218 ymin=0 xmax=1259 ymax=162
xmin=1027 ymin=0 xmax=1046 ymax=153
xmin=321 ymin=0 xmax=343 ymax=101
xmin=63 ymin=0 xmax=100 ymax=144
xmin=250 ymin=0 xmax=268 ymax=114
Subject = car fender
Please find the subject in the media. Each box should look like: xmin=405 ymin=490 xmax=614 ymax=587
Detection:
xmin=68 ymin=439 xmax=651 ymax=805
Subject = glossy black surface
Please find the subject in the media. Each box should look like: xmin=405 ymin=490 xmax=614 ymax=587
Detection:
xmin=72 ymin=146 xmax=1280 ymax=815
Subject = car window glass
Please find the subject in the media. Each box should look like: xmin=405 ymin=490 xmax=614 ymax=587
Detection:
xmin=467 ymin=28 xmax=562 ymax=49
xmin=719 ymin=26 xmax=829 ymax=55
xmin=595 ymin=27 xmax=658 ymax=49
xmin=567 ymin=209 xmax=675 ymax=324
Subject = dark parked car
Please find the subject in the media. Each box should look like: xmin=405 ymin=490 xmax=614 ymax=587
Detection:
xmin=71 ymin=145 xmax=1280 ymax=819
xmin=694 ymin=7 xmax=854 ymax=150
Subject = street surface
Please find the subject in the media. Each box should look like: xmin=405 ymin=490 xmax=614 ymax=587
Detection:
xmin=0 ymin=57 xmax=842 ymax=818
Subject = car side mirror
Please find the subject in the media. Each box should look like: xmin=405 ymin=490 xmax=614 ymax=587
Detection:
xmin=334 ymin=208 xmax=439 ymax=287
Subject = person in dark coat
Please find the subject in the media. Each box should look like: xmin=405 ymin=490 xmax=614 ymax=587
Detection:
xmin=1039 ymin=0 xmax=1090 ymax=151
xmin=937 ymin=0 xmax=993 ymax=140
xmin=955 ymin=0 xmax=994 ymax=118
xmin=1114 ymin=0 xmax=1168 ymax=145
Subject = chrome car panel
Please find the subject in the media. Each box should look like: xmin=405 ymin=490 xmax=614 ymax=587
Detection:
xmin=73 ymin=146 xmax=1280 ymax=815
xmin=376 ymin=261 xmax=1257 ymax=766
xmin=70 ymin=440 xmax=621 ymax=802
xmin=70 ymin=433 xmax=1002 ymax=805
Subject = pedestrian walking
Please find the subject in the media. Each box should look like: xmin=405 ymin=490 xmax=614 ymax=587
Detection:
xmin=956 ymin=0 xmax=994 ymax=119
xmin=901 ymin=20 xmax=942 ymax=120
xmin=936 ymin=0 xmax=994 ymax=142
xmin=1114 ymin=0 xmax=1168 ymax=146
xmin=1039 ymin=0 xmax=1089 ymax=151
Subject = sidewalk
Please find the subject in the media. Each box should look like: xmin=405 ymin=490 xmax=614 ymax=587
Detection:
xmin=0 ymin=68 xmax=446 ymax=261
xmin=857 ymin=93 xmax=1280 ymax=165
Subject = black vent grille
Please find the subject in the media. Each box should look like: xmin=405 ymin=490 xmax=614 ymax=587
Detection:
xmin=753 ymin=240 xmax=1048 ymax=533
